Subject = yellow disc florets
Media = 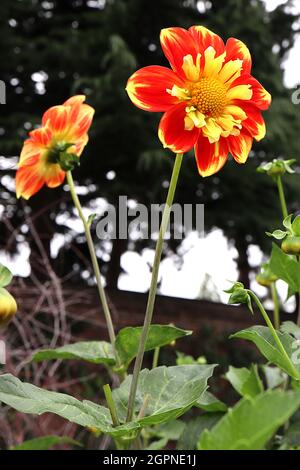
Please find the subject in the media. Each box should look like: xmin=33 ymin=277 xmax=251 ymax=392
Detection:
xmin=188 ymin=78 xmax=227 ymax=117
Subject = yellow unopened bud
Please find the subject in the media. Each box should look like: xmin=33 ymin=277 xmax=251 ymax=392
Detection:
xmin=0 ymin=288 xmax=17 ymax=327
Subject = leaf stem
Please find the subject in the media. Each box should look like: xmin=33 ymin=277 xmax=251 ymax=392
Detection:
xmin=66 ymin=171 xmax=118 ymax=363
xmin=103 ymin=383 xmax=120 ymax=427
xmin=152 ymin=347 xmax=160 ymax=369
xmin=270 ymin=282 xmax=280 ymax=330
xmin=298 ymin=256 xmax=300 ymax=326
xmin=247 ymin=290 xmax=300 ymax=379
xmin=276 ymin=176 xmax=288 ymax=220
xmin=126 ymin=153 xmax=183 ymax=422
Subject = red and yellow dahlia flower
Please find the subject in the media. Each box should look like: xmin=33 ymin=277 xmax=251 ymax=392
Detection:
xmin=16 ymin=95 xmax=95 ymax=199
xmin=126 ymin=26 xmax=271 ymax=176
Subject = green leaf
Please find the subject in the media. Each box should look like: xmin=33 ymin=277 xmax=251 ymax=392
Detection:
xmin=0 ymin=374 xmax=138 ymax=438
xmin=225 ymin=365 xmax=264 ymax=398
xmin=177 ymin=414 xmax=222 ymax=450
xmin=115 ymin=325 xmax=192 ymax=367
xmin=262 ymin=365 xmax=287 ymax=389
xmin=29 ymin=341 xmax=115 ymax=366
xmin=113 ymin=364 xmax=216 ymax=426
xmin=283 ymin=214 xmax=293 ymax=229
xmin=147 ymin=420 xmax=185 ymax=450
xmin=266 ymin=229 xmax=287 ymax=240
xmin=269 ymin=243 xmax=299 ymax=294
xmin=231 ymin=326 xmax=300 ymax=380
xmin=280 ymin=420 xmax=300 ymax=449
xmin=198 ymin=390 xmax=300 ymax=450
xmin=292 ymin=215 xmax=300 ymax=236
xmin=87 ymin=213 xmax=97 ymax=227
xmin=11 ymin=435 xmax=82 ymax=450
xmin=196 ymin=391 xmax=227 ymax=412
xmin=0 ymin=264 xmax=13 ymax=288
xmin=281 ymin=321 xmax=300 ymax=339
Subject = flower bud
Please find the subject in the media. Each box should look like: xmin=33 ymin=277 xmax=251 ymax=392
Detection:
xmin=256 ymin=263 xmax=278 ymax=287
xmin=0 ymin=288 xmax=17 ymax=327
xmin=281 ymin=236 xmax=300 ymax=255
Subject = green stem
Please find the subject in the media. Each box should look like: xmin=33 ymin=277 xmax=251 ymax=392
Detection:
xmin=298 ymin=257 xmax=300 ymax=326
xmin=66 ymin=171 xmax=118 ymax=362
xmin=276 ymin=176 xmax=288 ymax=220
xmin=126 ymin=153 xmax=183 ymax=422
xmin=152 ymin=347 xmax=160 ymax=369
xmin=248 ymin=290 xmax=300 ymax=379
xmin=103 ymin=384 xmax=120 ymax=427
xmin=270 ymin=282 xmax=280 ymax=330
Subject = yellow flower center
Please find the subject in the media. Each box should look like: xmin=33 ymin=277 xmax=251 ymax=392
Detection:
xmin=188 ymin=78 xmax=227 ymax=117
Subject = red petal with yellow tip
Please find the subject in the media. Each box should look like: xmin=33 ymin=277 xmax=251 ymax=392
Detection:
xmin=29 ymin=125 xmax=53 ymax=147
xmin=189 ymin=26 xmax=225 ymax=56
xmin=42 ymin=105 xmax=69 ymax=133
xmin=18 ymin=140 xmax=41 ymax=167
xmin=231 ymin=74 xmax=271 ymax=110
xmin=158 ymin=103 xmax=200 ymax=153
xmin=240 ymin=103 xmax=266 ymax=141
xmin=225 ymin=38 xmax=252 ymax=73
xmin=126 ymin=65 xmax=185 ymax=112
xmin=195 ymin=134 xmax=229 ymax=177
xmin=16 ymin=163 xmax=45 ymax=200
xmin=227 ymin=129 xmax=253 ymax=163
xmin=63 ymin=95 xmax=86 ymax=107
xmin=160 ymin=27 xmax=199 ymax=79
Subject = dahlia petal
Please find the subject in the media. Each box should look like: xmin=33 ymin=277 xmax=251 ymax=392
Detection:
xmin=225 ymin=38 xmax=252 ymax=73
xmin=195 ymin=134 xmax=229 ymax=177
xmin=227 ymin=129 xmax=253 ymax=163
xmin=223 ymin=105 xmax=247 ymax=121
xmin=203 ymin=47 xmax=226 ymax=77
xmin=189 ymin=26 xmax=225 ymax=57
xmin=126 ymin=65 xmax=185 ymax=112
xmin=230 ymin=74 xmax=271 ymax=110
xmin=240 ymin=104 xmax=266 ymax=141
xmin=63 ymin=95 xmax=86 ymax=107
xmin=202 ymin=118 xmax=223 ymax=143
xmin=44 ymin=165 xmax=66 ymax=188
xmin=158 ymin=102 xmax=200 ymax=153
xmin=218 ymin=59 xmax=243 ymax=86
xmin=19 ymin=140 xmax=42 ymax=167
xmin=42 ymin=105 xmax=69 ymax=134
xmin=227 ymin=84 xmax=253 ymax=102
xmin=70 ymin=103 xmax=95 ymax=140
xmin=16 ymin=164 xmax=45 ymax=200
xmin=160 ymin=27 xmax=199 ymax=79
xmin=29 ymin=125 xmax=53 ymax=147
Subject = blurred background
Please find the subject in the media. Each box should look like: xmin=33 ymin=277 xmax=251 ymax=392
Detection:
xmin=0 ymin=0 xmax=300 ymax=448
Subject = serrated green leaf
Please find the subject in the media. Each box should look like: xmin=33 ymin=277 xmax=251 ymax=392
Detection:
xmin=196 ymin=391 xmax=227 ymax=412
xmin=269 ymin=243 xmax=299 ymax=294
xmin=198 ymin=390 xmax=300 ymax=450
xmin=225 ymin=365 xmax=264 ymax=398
xmin=11 ymin=435 xmax=82 ymax=450
xmin=0 ymin=374 xmax=138 ymax=438
xmin=0 ymin=264 xmax=13 ymax=288
xmin=115 ymin=325 xmax=192 ymax=368
xmin=281 ymin=321 xmax=300 ymax=339
xmin=113 ymin=364 xmax=216 ymax=426
xmin=231 ymin=326 xmax=300 ymax=380
xmin=29 ymin=341 xmax=115 ymax=365
xmin=177 ymin=414 xmax=222 ymax=450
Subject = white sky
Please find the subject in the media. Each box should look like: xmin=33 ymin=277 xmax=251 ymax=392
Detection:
xmin=0 ymin=0 xmax=299 ymax=309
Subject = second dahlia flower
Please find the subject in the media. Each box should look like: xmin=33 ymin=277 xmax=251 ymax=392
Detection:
xmin=126 ymin=26 xmax=271 ymax=176
xmin=16 ymin=95 xmax=95 ymax=199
